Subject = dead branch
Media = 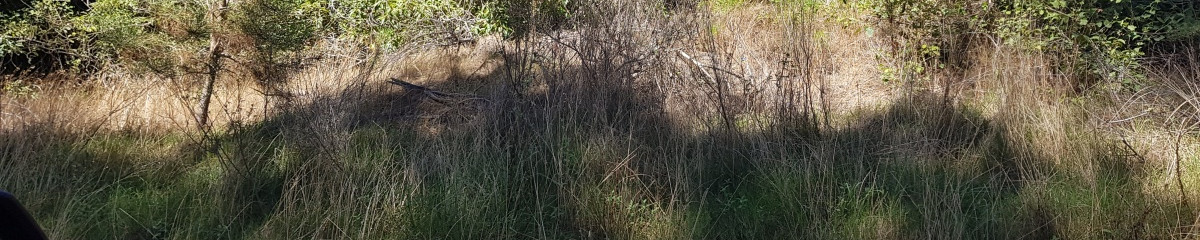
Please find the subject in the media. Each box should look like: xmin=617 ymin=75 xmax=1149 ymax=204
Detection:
xmin=387 ymin=78 xmax=489 ymax=105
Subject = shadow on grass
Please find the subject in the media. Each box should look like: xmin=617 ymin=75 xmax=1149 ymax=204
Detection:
xmin=246 ymin=50 xmax=1054 ymax=239
xmin=3 ymin=48 xmax=1197 ymax=239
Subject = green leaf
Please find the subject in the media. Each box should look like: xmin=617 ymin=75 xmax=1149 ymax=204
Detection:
xmin=1051 ymin=0 xmax=1065 ymax=9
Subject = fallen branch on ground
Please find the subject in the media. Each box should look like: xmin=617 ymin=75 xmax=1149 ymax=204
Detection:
xmin=387 ymin=78 xmax=489 ymax=105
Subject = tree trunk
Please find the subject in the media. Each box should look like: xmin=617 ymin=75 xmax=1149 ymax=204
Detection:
xmin=197 ymin=0 xmax=227 ymax=132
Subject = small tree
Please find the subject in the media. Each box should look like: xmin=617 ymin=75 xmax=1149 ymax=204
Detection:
xmin=196 ymin=0 xmax=228 ymax=132
xmin=232 ymin=0 xmax=321 ymax=85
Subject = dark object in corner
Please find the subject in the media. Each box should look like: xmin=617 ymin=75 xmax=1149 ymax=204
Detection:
xmin=0 ymin=190 xmax=47 ymax=240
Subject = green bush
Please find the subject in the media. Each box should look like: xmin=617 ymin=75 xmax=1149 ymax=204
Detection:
xmin=235 ymin=0 xmax=320 ymax=59
xmin=0 ymin=0 xmax=89 ymax=71
xmin=325 ymin=0 xmax=511 ymax=51
xmin=487 ymin=0 xmax=573 ymax=37
xmin=871 ymin=0 xmax=976 ymax=85
xmin=0 ymin=0 xmax=527 ymax=75
xmin=872 ymin=0 xmax=1197 ymax=89
xmin=1123 ymin=0 xmax=1200 ymax=43
xmin=72 ymin=0 xmax=154 ymax=59
xmin=0 ymin=0 xmax=205 ymax=75
xmin=75 ymin=0 xmax=193 ymax=75
xmin=992 ymin=0 xmax=1159 ymax=85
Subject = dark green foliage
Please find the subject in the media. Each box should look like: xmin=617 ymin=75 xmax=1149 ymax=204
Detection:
xmin=873 ymin=0 xmax=1199 ymax=90
xmin=234 ymin=0 xmax=318 ymax=59
xmin=0 ymin=0 xmax=517 ymax=75
xmin=0 ymin=0 xmax=90 ymax=73
xmin=499 ymin=0 xmax=575 ymax=37
xmin=232 ymin=0 xmax=321 ymax=84
xmin=0 ymin=0 xmax=208 ymax=76
xmin=320 ymin=0 xmax=511 ymax=50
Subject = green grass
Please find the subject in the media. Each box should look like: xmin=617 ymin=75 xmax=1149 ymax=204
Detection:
xmin=2 ymin=1 xmax=1198 ymax=239
xmin=1 ymin=89 xmax=1193 ymax=239
xmin=1 ymin=80 xmax=1192 ymax=239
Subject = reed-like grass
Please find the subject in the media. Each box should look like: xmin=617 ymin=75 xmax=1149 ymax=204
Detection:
xmin=1 ymin=1 xmax=1196 ymax=239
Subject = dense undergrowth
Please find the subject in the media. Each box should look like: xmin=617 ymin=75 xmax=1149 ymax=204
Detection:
xmin=3 ymin=0 xmax=1200 ymax=239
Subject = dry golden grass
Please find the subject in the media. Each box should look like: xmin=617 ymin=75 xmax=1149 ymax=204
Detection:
xmin=0 ymin=35 xmax=508 ymax=135
xmin=1 ymin=72 xmax=268 ymax=134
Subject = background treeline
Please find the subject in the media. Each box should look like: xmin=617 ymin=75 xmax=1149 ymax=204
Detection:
xmin=0 ymin=0 xmax=562 ymax=77
xmin=873 ymin=0 xmax=1199 ymax=91
xmin=0 ymin=0 xmax=1196 ymax=78
xmin=3 ymin=0 xmax=1196 ymax=81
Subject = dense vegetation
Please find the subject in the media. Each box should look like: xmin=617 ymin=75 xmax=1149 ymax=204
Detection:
xmin=2 ymin=0 xmax=1199 ymax=239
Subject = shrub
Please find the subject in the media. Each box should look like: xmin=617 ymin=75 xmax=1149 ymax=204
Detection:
xmin=234 ymin=0 xmax=320 ymax=59
xmin=231 ymin=0 xmax=322 ymax=83
xmin=0 ymin=0 xmax=205 ymax=76
xmin=72 ymin=0 xmax=154 ymax=60
xmin=324 ymin=0 xmax=511 ymax=51
xmin=74 ymin=0 xmax=192 ymax=75
xmin=991 ymin=0 xmax=1161 ymax=87
xmin=0 ymin=0 xmax=89 ymax=72
xmin=871 ymin=0 xmax=1199 ymax=91
xmin=500 ymin=0 xmax=574 ymax=37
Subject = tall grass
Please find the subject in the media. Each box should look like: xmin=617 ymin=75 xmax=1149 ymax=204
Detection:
xmin=1 ymin=0 xmax=1198 ymax=239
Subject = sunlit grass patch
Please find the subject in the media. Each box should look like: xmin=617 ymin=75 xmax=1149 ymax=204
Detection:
xmin=830 ymin=183 xmax=908 ymax=239
xmin=1029 ymin=175 xmax=1149 ymax=239
xmin=570 ymin=186 xmax=691 ymax=239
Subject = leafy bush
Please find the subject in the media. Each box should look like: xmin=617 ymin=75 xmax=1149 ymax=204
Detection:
xmin=1128 ymin=0 xmax=1200 ymax=43
xmin=0 ymin=0 xmax=90 ymax=71
xmin=992 ymin=0 xmax=1160 ymax=86
xmin=75 ymin=0 xmax=194 ymax=75
xmin=871 ymin=0 xmax=976 ymax=85
xmin=325 ymin=0 xmax=511 ymax=51
xmin=505 ymin=0 xmax=573 ymax=36
xmin=234 ymin=0 xmax=320 ymax=59
xmin=0 ymin=0 xmax=204 ymax=75
xmin=872 ymin=0 xmax=1197 ymax=90
xmin=72 ymin=0 xmax=154 ymax=59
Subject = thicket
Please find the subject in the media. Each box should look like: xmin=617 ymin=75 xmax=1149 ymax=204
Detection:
xmin=3 ymin=0 xmax=1193 ymax=86
xmin=0 ymin=0 xmax=559 ymax=77
xmin=873 ymin=0 xmax=1199 ymax=91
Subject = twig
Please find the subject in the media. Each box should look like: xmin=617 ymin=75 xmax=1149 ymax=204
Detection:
xmin=1107 ymin=111 xmax=1150 ymax=124
xmin=1119 ymin=134 xmax=1147 ymax=165
xmin=119 ymin=208 xmax=157 ymax=239
xmin=1174 ymin=129 xmax=1190 ymax=210
xmin=677 ymin=50 xmax=715 ymax=81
